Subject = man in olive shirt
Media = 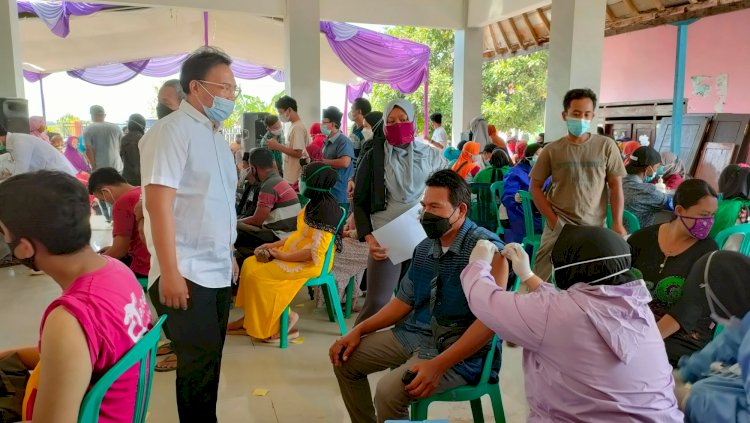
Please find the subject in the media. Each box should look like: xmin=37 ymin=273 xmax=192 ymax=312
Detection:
xmin=529 ymin=88 xmax=627 ymax=281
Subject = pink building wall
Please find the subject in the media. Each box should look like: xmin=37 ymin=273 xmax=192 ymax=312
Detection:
xmin=600 ymin=8 xmax=750 ymax=114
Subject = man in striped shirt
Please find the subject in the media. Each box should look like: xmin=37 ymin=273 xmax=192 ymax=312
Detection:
xmin=235 ymin=148 xmax=300 ymax=267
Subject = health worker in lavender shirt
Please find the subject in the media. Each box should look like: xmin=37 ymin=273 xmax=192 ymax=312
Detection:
xmin=460 ymin=225 xmax=684 ymax=422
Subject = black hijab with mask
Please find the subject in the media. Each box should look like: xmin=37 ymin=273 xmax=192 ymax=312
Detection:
xmin=302 ymin=162 xmax=344 ymax=252
xmin=552 ymin=225 xmax=635 ymax=290
xmin=695 ymin=250 xmax=750 ymax=321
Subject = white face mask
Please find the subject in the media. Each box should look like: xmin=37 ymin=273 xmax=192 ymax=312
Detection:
xmin=279 ymin=111 xmax=290 ymax=123
xmin=348 ymin=111 xmax=356 ymax=121
xmin=270 ymin=128 xmax=282 ymax=136
xmin=362 ymin=127 xmax=373 ymax=141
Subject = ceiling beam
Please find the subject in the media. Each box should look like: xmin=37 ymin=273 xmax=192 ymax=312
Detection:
xmin=652 ymin=0 xmax=666 ymax=10
xmin=605 ymin=4 xmax=617 ymax=21
xmin=507 ymin=16 xmax=525 ymax=50
xmin=487 ymin=24 xmax=503 ymax=54
xmin=622 ymin=0 xmax=641 ymax=16
xmin=606 ymin=0 xmax=750 ymax=36
xmin=95 ymin=0 xmax=467 ymax=28
xmin=521 ymin=13 xmax=539 ymax=45
xmin=495 ymin=21 xmax=513 ymax=53
xmin=537 ymin=7 xmax=550 ymax=31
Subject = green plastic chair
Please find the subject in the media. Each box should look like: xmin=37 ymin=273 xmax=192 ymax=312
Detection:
xmin=623 ymin=210 xmax=641 ymax=233
xmin=279 ymin=207 xmax=348 ymax=349
xmin=345 ymin=275 xmax=356 ymax=318
xmin=470 ymin=183 xmax=497 ymax=233
xmin=516 ymin=191 xmax=542 ymax=288
xmin=714 ymin=223 xmax=750 ymax=256
xmin=606 ymin=205 xmax=641 ymax=234
xmin=78 ymin=315 xmax=167 ymax=423
xmin=136 ymin=278 xmax=148 ymax=293
xmin=409 ymin=335 xmax=505 ymax=423
xmin=490 ymin=181 xmax=504 ymax=236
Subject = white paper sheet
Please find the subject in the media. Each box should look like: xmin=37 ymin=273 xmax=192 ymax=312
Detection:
xmin=372 ymin=204 xmax=427 ymax=265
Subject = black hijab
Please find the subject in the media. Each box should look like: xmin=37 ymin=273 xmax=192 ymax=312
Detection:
xmin=718 ymin=164 xmax=750 ymax=200
xmin=302 ymin=162 xmax=344 ymax=252
xmin=694 ymin=250 xmax=750 ymax=321
xmin=552 ymin=225 xmax=634 ymax=290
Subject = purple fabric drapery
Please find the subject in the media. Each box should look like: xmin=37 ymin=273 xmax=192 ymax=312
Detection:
xmin=17 ymin=1 xmax=109 ymax=38
xmin=320 ymin=21 xmax=430 ymax=136
xmin=342 ymin=81 xmax=373 ymax=132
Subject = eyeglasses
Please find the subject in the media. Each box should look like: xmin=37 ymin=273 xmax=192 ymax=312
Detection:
xmin=199 ymin=80 xmax=241 ymax=97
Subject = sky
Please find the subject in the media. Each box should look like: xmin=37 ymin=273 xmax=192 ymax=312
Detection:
xmin=22 ymin=22 xmax=388 ymax=125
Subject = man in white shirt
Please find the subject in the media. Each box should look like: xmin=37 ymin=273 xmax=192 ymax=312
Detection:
xmin=429 ymin=112 xmax=449 ymax=149
xmin=0 ymin=124 xmax=76 ymax=176
xmin=139 ymin=46 xmax=239 ymax=423
xmin=268 ymin=95 xmax=310 ymax=186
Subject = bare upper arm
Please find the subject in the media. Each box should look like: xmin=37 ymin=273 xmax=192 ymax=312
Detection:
xmin=33 ymin=307 xmax=92 ymax=423
xmin=144 ymin=184 xmax=177 ymax=211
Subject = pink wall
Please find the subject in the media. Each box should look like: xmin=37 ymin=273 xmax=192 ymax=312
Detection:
xmin=600 ymin=8 xmax=750 ymax=113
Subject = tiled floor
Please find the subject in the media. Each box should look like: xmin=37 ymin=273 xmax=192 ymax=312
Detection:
xmin=0 ymin=217 xmax=529 ymax=422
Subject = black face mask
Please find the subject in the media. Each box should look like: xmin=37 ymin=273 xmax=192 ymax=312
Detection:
xmin=420 ymin=208 xmax=457 ymax=240
xmin=8 ymin=237 xmax=38 ymax=271
xmin=156 ymin=103 xmax=174 ymax=120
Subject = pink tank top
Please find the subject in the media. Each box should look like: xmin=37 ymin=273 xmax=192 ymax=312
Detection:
xmin=28 ymin=257 xmax=153 ymax=422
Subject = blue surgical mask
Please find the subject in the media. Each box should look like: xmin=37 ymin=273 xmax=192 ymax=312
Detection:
xmin=643 ymin=167 xmax=656 ymax=183
xmin=655 ymin=166 xmax=666 ymax=177
xmin=566 ymin=118 xmax=591 ymax=137
xmin=529 ymin=156 xmax=537 ymax=167
xmin=199 ymin=83 xmax=235 ymax=122
xmin=321 ymin=125 xmax=331 ymax=136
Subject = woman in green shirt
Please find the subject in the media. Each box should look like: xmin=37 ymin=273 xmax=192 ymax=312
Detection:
xmin=473 ymin=147 xmax=512 ymax=184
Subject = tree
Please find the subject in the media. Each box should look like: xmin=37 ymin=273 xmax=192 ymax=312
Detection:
xmin=53 ymin=114 xmax=82 ymax=137
xmin=370 ymin=27 xmax=455 ymax=136
xmin=371 ymin=27 xmax=548 ymax=137
xmin=223 ymin=90 xmax=285 ymax=130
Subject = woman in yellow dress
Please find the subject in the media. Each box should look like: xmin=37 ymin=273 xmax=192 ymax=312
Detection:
xmin=229 ymin=162 xmax=344 ymax=342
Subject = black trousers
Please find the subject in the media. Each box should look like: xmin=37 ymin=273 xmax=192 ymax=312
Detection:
xmin=149 ymin=278 xmax=231 ymax=423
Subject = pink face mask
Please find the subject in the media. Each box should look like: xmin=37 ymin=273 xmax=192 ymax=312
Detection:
xmin=384 ymin=121 xmax=415 ymax=146
xmin=677 ymin=215 xmax=714 ymax=240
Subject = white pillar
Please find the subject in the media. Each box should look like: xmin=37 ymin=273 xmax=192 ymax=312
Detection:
xmin=0 ymin=0 xmax=24 ymax=98
xmin=284 ymin=0 xmax=320 ymax=125
xmin=544 ymin=0 xmax=606 ymax=140
xmin=451 ymin=28 xmax=483 ymax=146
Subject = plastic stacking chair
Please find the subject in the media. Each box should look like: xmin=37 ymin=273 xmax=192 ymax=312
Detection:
xmin=78 ymin=315 xmax=167 ymax=423
xmin=279 ymin=207 xmax=348 ymax=349
xmin=410 ymin=335 xmax=506 ymax=423
xmin=345 ymin=275 xmax=356 ymax=319
xmin=714 ymin=223 xmax=750 ymax=256
xmin=136 ymin=278 xmax=148 ymax=294
xmin=606 ymin=205 xmax=641 ymax=234
xmin=470 ymin=183 xmax=497 ymax=233
xmin=490 ymin=181 xmax=504 ymax=236
xmin=514 ymin=191 xmax=543 ymax=287
xmin=623 ymin=210 xmax=641 ymax=233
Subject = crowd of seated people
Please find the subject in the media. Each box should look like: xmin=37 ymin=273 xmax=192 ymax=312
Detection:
xmin=7 ymin=54 xmax=750 ymax=423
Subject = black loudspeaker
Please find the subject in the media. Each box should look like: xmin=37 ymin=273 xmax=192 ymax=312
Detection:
xmin=241 ymin=112 xmax=269 ymax=152
xmin=0 ymin=98 xmax=30 ymax=134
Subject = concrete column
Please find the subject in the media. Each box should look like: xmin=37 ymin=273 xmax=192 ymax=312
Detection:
xmin=0 ymin=0 xmax=24 ymax=98
xmin=451 ymin=28 xmax=483 ymax=146
xmin=543 ymin=0 xmax=606 ymax=140
xmin=284 ymin=0 xmax=320 ymax=125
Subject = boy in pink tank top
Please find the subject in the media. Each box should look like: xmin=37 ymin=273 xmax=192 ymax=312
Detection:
xmin=0 ymin=170 xmax=153 ymax=422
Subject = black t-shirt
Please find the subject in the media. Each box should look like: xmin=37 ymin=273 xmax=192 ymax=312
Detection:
xmin=628 ymin=224 xmax=718 ymax=365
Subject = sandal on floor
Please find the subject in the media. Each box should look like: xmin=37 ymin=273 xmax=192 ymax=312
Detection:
xmin=262 ymin=330 xmax=300 ymax=344
xmin=157 ymin=342 xmax=174 ymax=356
xmin=155 ymin=354 xmax=178 ymax=372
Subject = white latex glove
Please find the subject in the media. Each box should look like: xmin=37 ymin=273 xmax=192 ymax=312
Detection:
xmin=469 ymin=240 xmax=498 ymax=264
xmin=502 ymin=243 xmax=533 ymax=282
xmin=514 ymin=193 xmax=522 ymax=203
